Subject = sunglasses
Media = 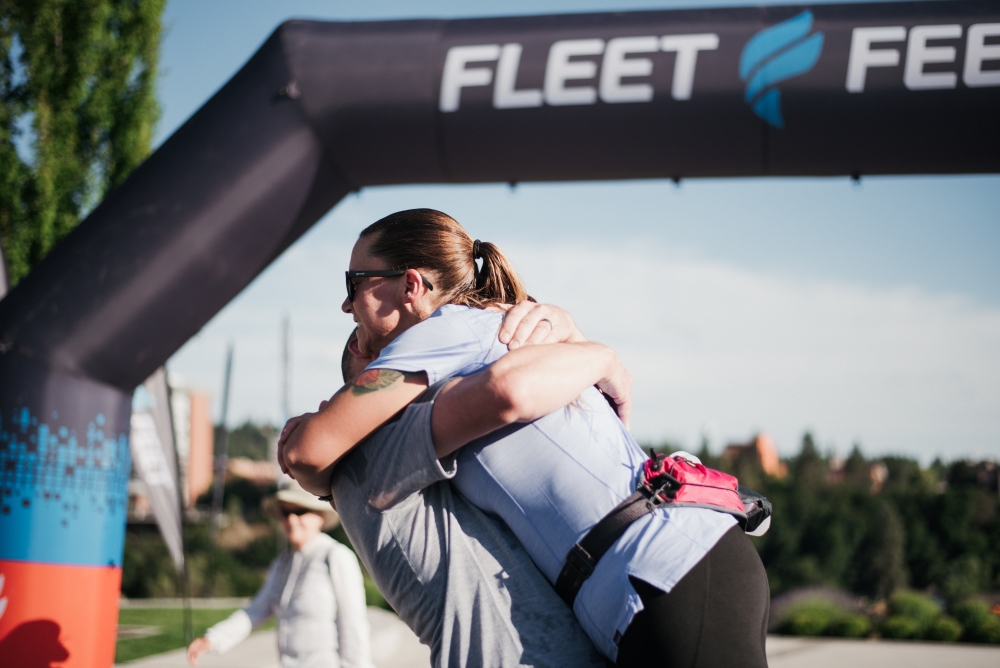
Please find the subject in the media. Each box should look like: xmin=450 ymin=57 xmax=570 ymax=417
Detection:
xmin=280 ymin=506 xmax=313 ymax=518
xmin=345 ymin=269 xmax=434 ymax=302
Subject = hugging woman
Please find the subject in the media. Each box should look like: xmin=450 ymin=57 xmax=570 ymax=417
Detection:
xmin=279 ymin=209 xmax=770 ymax=668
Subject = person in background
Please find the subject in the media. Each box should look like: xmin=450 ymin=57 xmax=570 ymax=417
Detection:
xmin=186 ymin=482 xmax=373 ymax=668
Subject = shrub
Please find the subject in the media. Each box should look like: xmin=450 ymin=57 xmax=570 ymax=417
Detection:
xmin=924 ymin=616 xmax=962 ymax=642
xmin=973 ymin=616 xmax=1000 ymax=644
xmin=962 ymin=613 xmax=1000 ymax=644
xmin=880 ymin=615 xmax=922 ymax=640
xmin=951 ymin=598 xmax=991 ymax=638
xmin=827 ymin=613 xmax=872 ymax=638
xmin=888 ymin=591 xmax=941 ymax=627
xmin=777 ymin=599 xmax=841 ymax=636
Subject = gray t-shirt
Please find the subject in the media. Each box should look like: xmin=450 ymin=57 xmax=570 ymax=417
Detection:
xmin=329 ymin=387 xmax=609 ymax=668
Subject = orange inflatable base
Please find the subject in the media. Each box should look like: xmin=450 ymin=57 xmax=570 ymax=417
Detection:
xmin=0 ymin=559 xmax=121 ymax=668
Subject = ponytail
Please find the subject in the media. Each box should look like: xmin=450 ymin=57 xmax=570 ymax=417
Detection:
xmin=360 ymin=209 xmax=528 ymax=308
xmin=470 ymin=239 xmax=528 ymax=307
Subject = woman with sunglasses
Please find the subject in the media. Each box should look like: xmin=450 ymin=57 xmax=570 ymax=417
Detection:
xmin=186 ymin=482 xmax=373 ymax=668
xmin=280 ymin=208 xmax=769 ymax=668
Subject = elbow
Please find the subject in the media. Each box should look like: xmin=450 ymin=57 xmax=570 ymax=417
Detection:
xmin=282 ymin=430 xmax=312 ymax=475
xmin=486 ymin=367 xmax=534 ymax=424
xmin=284 ymin=421 xmax=337 ymax=480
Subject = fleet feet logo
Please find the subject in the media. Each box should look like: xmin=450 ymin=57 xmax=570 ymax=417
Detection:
xmin=739 ymin=11 xmax=824 ymax=128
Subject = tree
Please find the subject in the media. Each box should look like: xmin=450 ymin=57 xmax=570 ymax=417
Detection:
xmin=0 ymin=0 xmax=164 ymax=286
xmin=220 ymin=421 xmax=277 ymax=461
xmin=791 ymin=432 xmax=826 ymax=489
xmin=850 ymin=498 xmax=908 ymax=599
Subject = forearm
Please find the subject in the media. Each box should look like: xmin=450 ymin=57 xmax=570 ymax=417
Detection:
xmin=203 ymin=610 xmax=253 ymax=655
xmin=431 ymin=342 xmax=618 ymax=457
xmin=280 ymin=369 xmax=428 ymax=496
xmin=283 ymin=414 xmax=350 ymax=496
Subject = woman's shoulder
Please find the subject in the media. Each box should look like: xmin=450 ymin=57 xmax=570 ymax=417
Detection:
xmin=370 ymin=304 xmax=504 ymax=382
xmin=311 ymin=534 xmax=362 ymax=570
xmin=301 ymin=534 xmax=337 ymax=561
xmin=430 ymin=304 xmax=502 ymax=323
xmin=428 ymin=304 xmax=504 ymax=335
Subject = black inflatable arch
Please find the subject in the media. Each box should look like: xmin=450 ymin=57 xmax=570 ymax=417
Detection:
xmin=0 ymin=3 xmax=997 ymax=662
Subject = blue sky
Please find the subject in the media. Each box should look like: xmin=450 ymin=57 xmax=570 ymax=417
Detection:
xmin=162 ymin=0 xmax=999 ymax=463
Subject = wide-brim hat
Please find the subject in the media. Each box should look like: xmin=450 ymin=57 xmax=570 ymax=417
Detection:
xmin=263 ymin=481 xmax=340 ymax=530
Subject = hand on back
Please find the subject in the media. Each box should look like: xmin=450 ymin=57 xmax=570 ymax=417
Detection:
xmin=498 ymin=301 xmax=632 ymax=428
xmin=498 ymin=301 xmax=587 ymax=349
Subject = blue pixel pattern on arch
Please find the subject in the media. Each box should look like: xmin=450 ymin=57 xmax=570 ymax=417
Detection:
xmin=0 ymin=408 xmax=131 ymax=566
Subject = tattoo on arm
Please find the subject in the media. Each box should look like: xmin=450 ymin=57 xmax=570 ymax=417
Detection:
xmin=348 ymin=369 xmax=419 ymax=396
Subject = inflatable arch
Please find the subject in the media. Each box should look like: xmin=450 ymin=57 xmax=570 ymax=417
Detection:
xmin=0 ymin=1 xmax=996 ymax=664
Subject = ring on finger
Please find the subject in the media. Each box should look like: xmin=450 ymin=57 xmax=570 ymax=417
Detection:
xmin=540 ymin=318 xmax=554 ymax=328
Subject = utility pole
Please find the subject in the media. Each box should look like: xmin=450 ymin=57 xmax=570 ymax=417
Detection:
xmin=277 ymin=317 xmax=290 ymax=552
xmin=282 ymin=315 xmax=291 ymax=422
xmin=211 ymin=343 xmax=234 ymax=542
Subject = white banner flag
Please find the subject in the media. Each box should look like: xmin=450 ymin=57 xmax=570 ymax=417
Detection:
xmin=131 ymin=367 xmax=184 ymax=572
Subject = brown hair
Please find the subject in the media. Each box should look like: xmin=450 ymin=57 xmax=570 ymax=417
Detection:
xmin=359 ymin=209 xmax=528 ymax=308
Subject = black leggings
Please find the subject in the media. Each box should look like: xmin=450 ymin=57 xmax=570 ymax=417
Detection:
xmin=616 ymin=526 xmax=770 ymax=668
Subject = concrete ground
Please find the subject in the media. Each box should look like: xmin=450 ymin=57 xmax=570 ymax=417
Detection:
xmin=118 ymin=612 xmax=1000 ymax=668
xmin=115 ymin=607 xmax=429 ymax=668
xmin=766 ymin=634 xmax=1000 ymax=668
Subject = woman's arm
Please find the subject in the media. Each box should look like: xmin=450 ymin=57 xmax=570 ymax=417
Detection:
xmin=431 ymin=341 xmax=631 ymax=458
xmin=197 ymin=558 xmax=283 ymax=660
xmin=280 ymin=302 xmax=584 ymax=496
xmin=281 ymin=369 xmax=428 ymax=495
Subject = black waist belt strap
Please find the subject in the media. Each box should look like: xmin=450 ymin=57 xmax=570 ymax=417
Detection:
xmin=554 ymin=490 xmax=656 ymax=606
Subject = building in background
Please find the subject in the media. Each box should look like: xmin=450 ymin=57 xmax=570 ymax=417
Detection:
xmin=723 ymin=433 xmax=788 ymax=479
xmin=183 ymin=387 xmax=215 ymax=507
xmin=128 ymin=377 xmax=214 ymax=522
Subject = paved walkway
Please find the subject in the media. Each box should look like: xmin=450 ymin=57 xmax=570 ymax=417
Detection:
xmin=118 ymin=614 xmax=1000 ymax=668
xmin=766 ymin=635 xmax=1000 ymax=668
xmin=116 ymin=607 xmax=429 ymax=668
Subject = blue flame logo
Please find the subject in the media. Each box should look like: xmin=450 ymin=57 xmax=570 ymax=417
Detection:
xmin=739 ymin=11 xmax=824 ymax=128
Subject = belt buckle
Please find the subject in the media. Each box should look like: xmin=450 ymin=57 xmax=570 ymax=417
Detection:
xmin=566 ymin=543 xmax=595 ymax=579
xmin=646 ymin=484 xmax=668 ymax=510
xmin=642 ymin=475 xmax=678 ymax=510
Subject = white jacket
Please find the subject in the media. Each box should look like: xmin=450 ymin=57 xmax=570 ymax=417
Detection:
xmin=205 ymin=533 xmax=373 ymax=668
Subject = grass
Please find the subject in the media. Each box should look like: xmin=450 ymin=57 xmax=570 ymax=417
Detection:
xmin=115 ymin=608 xmax=275 ymax=664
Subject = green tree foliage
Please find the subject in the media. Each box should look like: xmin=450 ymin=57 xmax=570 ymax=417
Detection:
xmin=221 ymin=421 xmax=276 ymax=461
xmin=0 ymin=0 xmax=164 ymax=285
xmin=851 ymin=499 xmax=908 ymax=598
xmin=708 ymin=434 xmax=1000 ymax=607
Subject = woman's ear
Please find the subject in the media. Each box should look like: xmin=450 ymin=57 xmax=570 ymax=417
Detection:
xmin=401 ymin=268 xmax=430 ymax=304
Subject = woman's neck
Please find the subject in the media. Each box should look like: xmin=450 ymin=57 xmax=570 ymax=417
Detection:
xmin=290 ymin=532 xmax=321 ymax=551
xmin=372 ymin=299 xmax=443 ymax=356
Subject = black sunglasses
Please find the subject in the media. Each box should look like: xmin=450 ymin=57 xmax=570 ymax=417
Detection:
xmin=280 ymin=506 xmax=313 ymax=518
xmin=345 ymin=269 xmax=434 ymax=302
